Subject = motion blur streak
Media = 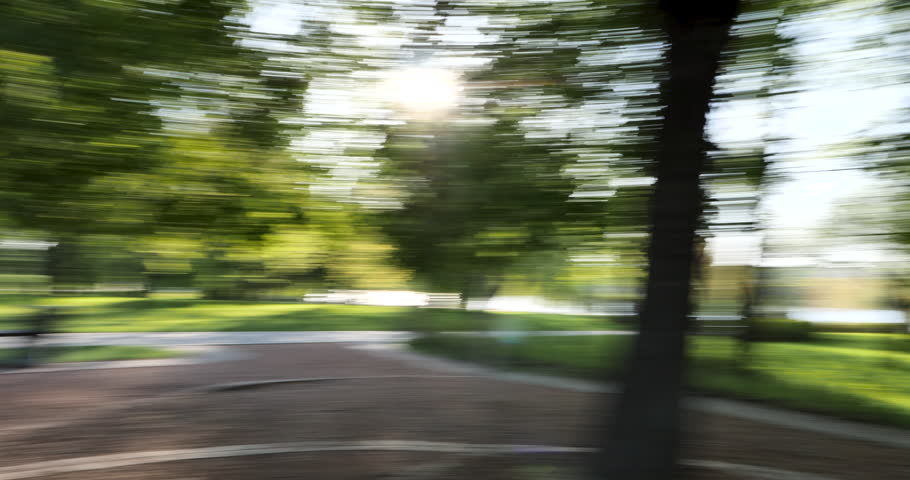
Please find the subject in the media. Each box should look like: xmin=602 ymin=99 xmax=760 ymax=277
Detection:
xmin=0 ymin=0 xmax=908 ymax=479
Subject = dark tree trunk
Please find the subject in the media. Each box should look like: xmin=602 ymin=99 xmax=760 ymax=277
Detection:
xmin=598 ymin=2 xmax=739 ymax=479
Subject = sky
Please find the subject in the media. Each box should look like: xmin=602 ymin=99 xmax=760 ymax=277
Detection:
xmin=707 ymin=1 xmax=909 ymax=264
xmin=246 ymin=0 xmax=910 ymax=266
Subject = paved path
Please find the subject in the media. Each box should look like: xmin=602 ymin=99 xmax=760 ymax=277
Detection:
xmin=0 ymin=343 xmax=906 ymax=480
xmin=5 ymin=331 xmax=908 ymax=449
xmin=360 ymin=344 xmax=910 ymax=450
xmin=0 ymin=330 xmax=634 ymax=348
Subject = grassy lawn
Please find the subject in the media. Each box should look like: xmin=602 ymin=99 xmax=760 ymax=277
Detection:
xmin=411 ymin=333 xmax=910 ymax=428
xmin=813 ymin=332 xmax=910 ymax=353
xmin=0 ymin=345 xmax=180 ymax=365
xmin=0 ymin=295 xmax=627 ymax=332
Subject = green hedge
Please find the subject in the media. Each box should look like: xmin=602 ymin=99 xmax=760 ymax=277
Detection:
xmin=745 ymin=318 xmax=814 ymax=342
xmin=811 ymin=322 xmax=907 ymax=334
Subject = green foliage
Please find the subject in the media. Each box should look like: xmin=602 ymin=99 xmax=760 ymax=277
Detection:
xmin=0 ymin=0 xmax=313 ymax=296
xmin=367 ymin=0 xmax=673 ymax=300
xmin=745 ymin=318 xmax=814 ymax=342
xmin=1 ymin=0 xmax=263 ymax=231
xmin=811 ymin=323 xmax=908 ymax=334
xmin=0 ymin=0 xmax=902 ymax=318
xmin=377 ymin=118 xmax=606 ymax=297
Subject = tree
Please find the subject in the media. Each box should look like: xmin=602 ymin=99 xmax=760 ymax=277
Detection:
xmin=375 ymin=1 xmax=637 ymax=303
xmin=598 ymin=1 xmax=740 ymax=479
xmin=378 ymin=115 xmax=605 ymax=302
xmin=0 ymin=0 xmax=309 ymax=292
xmin=704 ymin=0 xmax=797 ymax=352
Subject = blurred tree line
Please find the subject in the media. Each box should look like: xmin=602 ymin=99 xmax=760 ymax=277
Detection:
xmin=0 ymin=0 xmax=794 ymax=305
xmin=0 ymin=0 xmax=642 ymax=302
xmin=2 ymin=1 xmax=906 ymax=299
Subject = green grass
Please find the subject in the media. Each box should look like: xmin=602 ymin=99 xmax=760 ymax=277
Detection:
xmin=811 ymin=323 xmax=908 ymax=334
xmin=0 ymin=345 xmax=180 ymax=364
xmin=0 ymin=295 xmax=627 ymax=332
xmin=812 ymin=332 xmax=909 ymax=353
xmin=411 ymin=334 xmax=910 ymax=428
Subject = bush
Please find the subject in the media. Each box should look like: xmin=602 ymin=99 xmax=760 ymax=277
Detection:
xmin=812 ymin=323 xmax=906 ymax=334
xmin=744 ymin=318 xmax=814 ymax=342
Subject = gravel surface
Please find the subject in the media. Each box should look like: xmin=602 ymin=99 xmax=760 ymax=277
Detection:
xmin=0 ymin=344 xmax=906 ymax=479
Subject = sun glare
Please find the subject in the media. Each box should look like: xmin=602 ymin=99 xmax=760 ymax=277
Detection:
xmin=378 ymin=67 xmax=461 ymax=116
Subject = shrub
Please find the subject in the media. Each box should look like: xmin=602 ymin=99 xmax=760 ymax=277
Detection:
xmin=744 ymin=318 xmax=814 ymax=342
xmin=812 ymin=322 xmax=906 ymax=334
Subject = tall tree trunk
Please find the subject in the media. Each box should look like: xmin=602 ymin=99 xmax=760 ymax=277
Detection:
xmin=598 ymin=2 xmax=739 ymax=479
